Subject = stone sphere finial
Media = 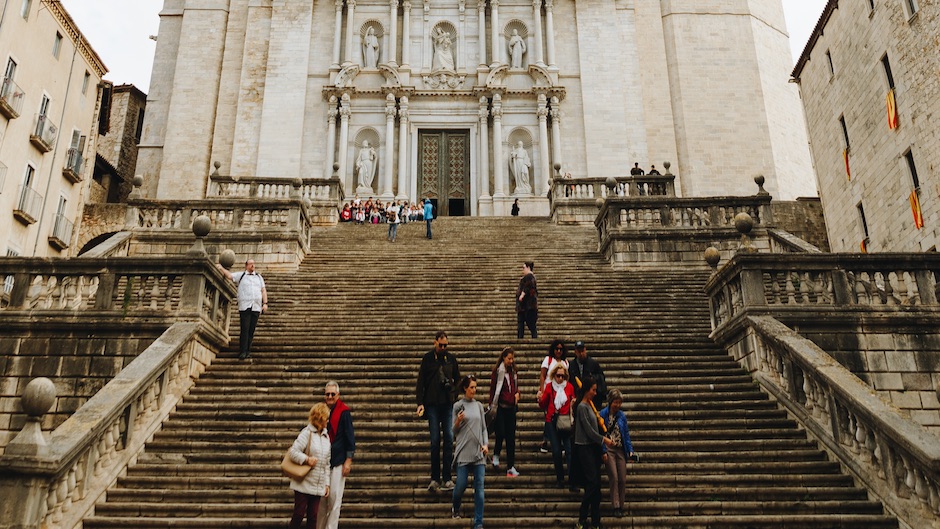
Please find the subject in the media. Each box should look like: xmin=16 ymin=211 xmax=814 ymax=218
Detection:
xmin=704 ymin=246 xmax=721 ymax=271
xmin=754 ymin=174 xmax=768 ymax=195
xmin=605 ymin=177 xmax=618 ymax=191
xmin=192 ymin=215 xmax=212 ymax=238
xmin=734 ymin=212 xmax=754 ymax=235
xmin=219 ymin=249 xmax=236 ymax=269
xmin=132 ymin=175 xmax=144 ymax=188
xmin=553 ymin=162 xmax=562 ymax=172
xmin=595 ymin=198 xmax=605 ymax=209
xmin=663 ymin=161 xmax=672 ymax=175
xmin=22 ymin=378 xmax=56 ymax=418
xmin=210 ymin=161 xmax=221 ymax=177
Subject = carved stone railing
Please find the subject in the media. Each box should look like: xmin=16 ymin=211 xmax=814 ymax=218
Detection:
xmin=0 ymin=322 xmax=217 ymax=529
xmin=704 ymin=253 xmax=940 ymax=330
xmin=740 ymin=316 xmax=940 ymax=529
xmin=595 ymin=194 xmax=773 ymax=267
xmin=206 ymin=173 xmax=344 ymax=226
xmin=551 ymin=173 xmax=676 ymax=224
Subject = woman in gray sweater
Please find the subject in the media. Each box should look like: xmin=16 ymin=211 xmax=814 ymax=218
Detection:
xmin=452 ymin=375 xmax=489 ymax=529
xmin=573 ymin=376 xmax=614 ymax=529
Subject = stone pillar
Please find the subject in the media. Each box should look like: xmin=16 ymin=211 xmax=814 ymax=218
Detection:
xmin=388 ymin=0 xmax=399 ymax=65
xmin=401 ymin=1 xmax=412 ymax=67
xmin=544 ymin=0 xmax=556 ymax=68
xmin=549 ymin=95 xmax=562 ymax=165
xmin=397 ymin=96 xmax=410 ymax=199
xmin=532 ymin=0 xmax=544 ymax=66
xmin=332 ymin=0 xmax=344 ymax=68
xmin=325 ymin=96 xmax=339 ymax=179
xmin=344 ymin=0 xmax=357 ymax=65
xmin=478 ymin=96 xmax=491 ymax=200
xmin=477 ymin=1 xmax=487 ymax=66
xmin=381 ymin=94 xmax=396 ymax=199
xmin=537 ymin=93 xmax=550 ymax=194
xmin=338 ymin=94 xmax=352 ymax=193
xmin=490 ymin=0 xmax=501 ymax=66
xmin=492 ymin=93 xmax=505 ymax=197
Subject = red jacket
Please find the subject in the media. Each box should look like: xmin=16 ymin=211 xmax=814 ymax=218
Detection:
xmin=538 ymin=382 xmax=574 ymax=422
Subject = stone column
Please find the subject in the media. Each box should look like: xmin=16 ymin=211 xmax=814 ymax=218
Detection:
xmin=532 ymin=0 xmax=544 ymax=66
xmin=338 ymin=93 xmax=352 ymax=192
xmin=381 ymin=94 xmax=396 ymax=199
xmin=492 ymin=93 xmax=505 ymax=197
xmin=544 ymin=0 xmax=556 ymax=67
xmin=478 ymin=96 xmax=491 ymax=200
xmin=397 ymin=96 xmax=410 ymax=199
xmin=325 ymin=96 xmax=339 ymax=179
xmin=332 ymin=0 xmax=344 ymax=68
xmin=344 ymin=0 xmax=357 ymax=65
xmin=549 ymin=95 xmax=562 ymax=165
xmin=490 ymin=0 xmax=501 ymax=66
xmin=388 ymin=0 xmax=399 ymax=65
xmin=477 ymin=1 xmax=487 ymax=66
xmin=537 ymin=93 xmax=550 ymax=194
xmin=401 ymin=1 xmax=412 ymax=67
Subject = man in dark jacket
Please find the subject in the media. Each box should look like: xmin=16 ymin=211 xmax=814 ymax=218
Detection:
xmin=416 ymin=331 xmax=461 ymax=493
xmin=569 ymin=341 xmax=607 ymax=410
xmin=516 ymin=261 xmax=538 ymax=339
xmin=318 ymin=381 xmax=355 ymax=529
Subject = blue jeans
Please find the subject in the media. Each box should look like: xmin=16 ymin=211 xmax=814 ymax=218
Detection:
xmin=547 ymin=418 xmax=572 ymax=483
xmin=425 ymin=403 xmax=453 ymax=482
xmin=426 ymin=219 xmax=433 ymax=239
xmin=453 ymin=463 xmax=485 ymax=527
xmin=387 ymin=222 xmax=398 ymax=241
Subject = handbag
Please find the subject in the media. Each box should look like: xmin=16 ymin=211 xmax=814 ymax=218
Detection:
xmin=281 ymin=428 xmax=313 ymax=481
xmin=484 ymin=405 xmax=498 ymax=428
xmin=556 ymin=412 xmax=572 ymax=433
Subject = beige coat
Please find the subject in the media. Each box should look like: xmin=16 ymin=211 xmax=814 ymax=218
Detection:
xmin=288 ymin=425 xmax=331 ymax=496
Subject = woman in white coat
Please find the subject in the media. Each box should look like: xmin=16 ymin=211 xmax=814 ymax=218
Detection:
xmin=288 ymin=402 xmax=332 ymax=529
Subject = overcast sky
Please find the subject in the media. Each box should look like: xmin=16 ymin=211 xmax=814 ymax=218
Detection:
xmin=60 ymin=0 xmax=828 ymax=93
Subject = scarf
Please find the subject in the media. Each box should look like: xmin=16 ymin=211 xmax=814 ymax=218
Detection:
xmin=550 ymin=380 xmax=568 ymax=411
xmin=328 ymin=399 xmax=350 ymax=443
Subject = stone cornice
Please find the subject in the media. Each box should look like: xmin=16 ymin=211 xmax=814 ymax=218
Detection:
xmin=44 ymin=0 xmax=108 ymax=77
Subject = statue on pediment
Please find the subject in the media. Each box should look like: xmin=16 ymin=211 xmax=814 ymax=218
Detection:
xmin=432 ymin=27 xmax=455 ymax=72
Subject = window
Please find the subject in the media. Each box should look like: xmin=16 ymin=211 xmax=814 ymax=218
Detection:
xmin=857 ymin=202 xmax=870 ymax=239
xmin=826 ymin=50 xmax=835 ymax=77
xmin=903 ymin=0 xmax=920 ymax=18
xmin=20 ymin=0 xmax=31 ymax=20
xmin=867 ymin=0 xmax=875 ymax=13
xmin=134 ymin=108 xmax=145 ymax=144
xmin=881 ymin=54 xmax=896 ymax=90
xmin=53 ymin=32 xmax=63 ymax=59
xmin=839 ymin=115 xmax=851 ymax=151
xmin=904 ymin=149 xmax=920 ymax=190
xmin=39 ymin=94 xmax=49 ymax=116
xmin=23 ymin=163 xmax=35 ymax=187
xmin=4 ymin=58 xmax=16 ymax=81
xmin=81 ymin=71 xmax=90 ymax=95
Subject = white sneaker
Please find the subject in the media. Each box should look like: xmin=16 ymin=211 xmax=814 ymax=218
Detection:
xmin=506 ymin=466 xmax=519 ymax=477
xmin=492 ymin=455 xmax=500 ymax=468
xmin=441 ymin=480 xmax=456 ymax=491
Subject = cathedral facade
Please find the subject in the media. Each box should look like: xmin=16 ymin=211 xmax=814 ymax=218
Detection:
xmin=138 ymin=0 xmax=815 ymax=216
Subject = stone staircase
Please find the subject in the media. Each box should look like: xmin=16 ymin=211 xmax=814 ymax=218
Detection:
xmin=84 ymin=217 xmax=897 ymax=528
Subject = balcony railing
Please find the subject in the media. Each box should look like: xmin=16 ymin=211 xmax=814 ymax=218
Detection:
xmin=48 ymin=213 xmax=74 ymax=250
xmin=62 ymin=147 xmax=83 ymax=183
xmin=30 ymin=113 xmax=57 ymax=153
xmin=0 ymin=77 xmax=25 ymax=119
xmin=13 ymin=185 xmax=42 ymax=225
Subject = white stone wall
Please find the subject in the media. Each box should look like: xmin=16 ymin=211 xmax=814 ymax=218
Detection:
xmin=799 ymin=1 xmax=939 ymax=252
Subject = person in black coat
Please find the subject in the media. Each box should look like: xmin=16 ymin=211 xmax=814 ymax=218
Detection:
xmin=515 ymin=261 xmax=538 ymax=339
xmin=569 ymin=341 xmax=607 ymax=410
xmin=416 ymin=331 xmax=461 ymax=492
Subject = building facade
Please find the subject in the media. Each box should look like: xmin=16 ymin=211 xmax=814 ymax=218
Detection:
xmin=793 ymin=0 xmax=939 ymax=252
xmin=90 ymin=83 xmax=147 ymax=205
xmin=139 ymin=0 xmax=815 ymax=216
xmin=0 ymin=0 xmax=106 ymax=256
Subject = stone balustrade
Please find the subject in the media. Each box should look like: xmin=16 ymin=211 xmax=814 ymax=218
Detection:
xmin=740 ymin=316 xmax=940 ymax=529
xmin=0 ymin=323 xmax=215 ymax=529
xmin=206 ymin=174 xmax=344 ymax=226
xmin=551 ymin=174 xmax=676 ymax=224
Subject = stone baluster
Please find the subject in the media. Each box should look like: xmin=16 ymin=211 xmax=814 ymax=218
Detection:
xmin=338 ymin=94 xmax=352 ymax=193
xmin=401 ymin=1 xmax=412 ymax=67
xmin=491 ymin=93 xmax=505 ymax=197
xmin=532 ymin=0 xmax=544 ymax=66
xmin=325 ymin=96 xmax=338 ymax=179
xmin=382 ymin=94 xmax=396 ymax=199
xmin=544 ymin=0 xmax=556 ymax=67
xmin=537 ymin=93 xmax=550 ymax=195
xmin=490 ymin=0 xmax=501 ymax=66
xmin=397 ymin=96 xmax=410 ymax=199
xmin=344 ymin=0 xmax=357 ymax=65
xmin=477 ymin=0 xmax=487 ymax=66
xmin=549 ymin=95 xmax=562 ymax=167
xmin=332 ymin=0 xmax=344 ymax=68
xmin=478 ymin=96 xmax=491 ymax=201
xmin=388 ymin=0 xmax=399 ymax=65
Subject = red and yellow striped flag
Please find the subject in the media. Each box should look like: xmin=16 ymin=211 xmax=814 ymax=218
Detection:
xmin=909 ymin=189 xmax=924 ymax=229
xmin=860 ymin=239 xmax=868 ymax=253
xmin=842 ymin=149 xmax=851 ymax=181
xmin=886 ymin=89 xmax=899 ymax=130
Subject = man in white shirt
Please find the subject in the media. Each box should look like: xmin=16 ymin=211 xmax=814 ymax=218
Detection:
xmin=387 ymin=202 xmax=401 ymax=242
xmin=218 ymin=259 xmax=268 ymax=359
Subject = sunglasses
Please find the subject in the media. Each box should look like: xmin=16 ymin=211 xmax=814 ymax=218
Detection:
xmin=325 ymin=392 xmax=337 ymax=397
xmin=554 ymin=373 xmax=567 ymax=378
xmin=555 ymin=346 xmax=563 ymax=350
xmin=466 ymin=374 xmax=476 ymax=380
xmin=438 ymin=343 xmax=448 ymax=348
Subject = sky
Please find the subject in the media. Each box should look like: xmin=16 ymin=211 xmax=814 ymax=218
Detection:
xmin=60 ymin=0 xmax=829 ymax=94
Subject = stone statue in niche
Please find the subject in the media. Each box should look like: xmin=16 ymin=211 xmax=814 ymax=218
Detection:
xmin=432 ymin=27 xmax=455 ymax=72
xmin=508 ymin=29 xmax=526 ymax=68
xmin=510 ymin=141 xmax=532 ymax=194
xmin=356 ymin=140 xmax=378 ymax=190
xmin=363 ymin=27 xmax=379 ymax=68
